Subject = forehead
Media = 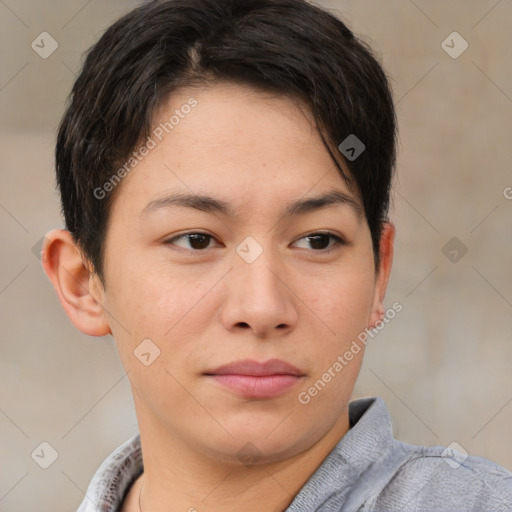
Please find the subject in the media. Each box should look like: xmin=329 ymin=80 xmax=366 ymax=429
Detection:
xmin=109 ymin=81 xmax=360 ymax=220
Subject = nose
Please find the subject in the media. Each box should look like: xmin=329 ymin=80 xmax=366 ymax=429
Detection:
xmin=219 ymin=240 xmax=299 ymax=338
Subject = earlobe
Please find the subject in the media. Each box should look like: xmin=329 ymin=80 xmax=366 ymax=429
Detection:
xmin=368 ymin=222 xmax=395 ymax=328
xmin=41 ymin=229 xmax=111 ymax=337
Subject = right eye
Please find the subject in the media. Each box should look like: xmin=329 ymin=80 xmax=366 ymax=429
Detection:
xmin=163 ymin=232 xmax=220 ymax=251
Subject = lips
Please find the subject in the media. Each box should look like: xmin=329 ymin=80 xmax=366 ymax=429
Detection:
xmin=204 ymin=358 xmax=305 ymax=377
xmin=203 ymin=359 xmax=305 ymax=398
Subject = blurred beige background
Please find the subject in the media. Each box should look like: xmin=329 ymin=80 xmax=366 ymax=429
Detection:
xmin=1 ymin=0 xmax=512 ymax=510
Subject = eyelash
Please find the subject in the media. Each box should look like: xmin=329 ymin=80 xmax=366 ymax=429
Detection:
xmin=163 ymin=231 xmax=346 ymax=253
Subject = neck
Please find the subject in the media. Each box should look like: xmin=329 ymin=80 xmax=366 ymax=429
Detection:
xmin=133 ymin=413 xmax=349 ymax=512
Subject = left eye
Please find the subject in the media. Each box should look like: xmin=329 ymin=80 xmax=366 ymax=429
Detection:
xmin=293 ymin=232 xmax=345 ymax=251
xmin=164 ymin=232 xmax=345 ymax=252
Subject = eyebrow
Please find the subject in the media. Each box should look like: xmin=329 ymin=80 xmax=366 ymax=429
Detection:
xmin=140 ymin=188 xmax=362 ymax=219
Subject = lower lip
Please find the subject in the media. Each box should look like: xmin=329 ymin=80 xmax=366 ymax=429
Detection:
xmin=208 ymin=374 xmax=303 ymax=398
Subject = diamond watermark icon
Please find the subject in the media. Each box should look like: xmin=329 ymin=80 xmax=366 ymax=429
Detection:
xmin=338 ymin=134 xmax=365 ymax=161
xmin=31 ymin=32 xmax=59 ymax=59
xmin=441 ymin=441 xmax=468 ymax=469
xmin=236 ymin=442 xmax=263 ymax=467
xmin=134 ymin=338 xmax=161 ymax=366
xmin=441 ymin=32 xmax=468 ymax=59
xmin=236 ymin=236 xmax=263 ymax=264
xmin=31 ymin=441 xmax=59 ymax=469
xmin=442 ymin=236 xmax=468 ymax=263
xmin=32 ymin=236 xmax=49 ymax=263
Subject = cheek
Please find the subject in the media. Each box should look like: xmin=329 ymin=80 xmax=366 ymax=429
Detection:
xmin=105 ymin=262 xmax=217 ymax=386
xmin=294 ymin=267 xmax=375 ymax=390
xmin=303 ymin=264 xmax=376 ymax=333
xmin=106 ymin=255 xmax=194 ymax=330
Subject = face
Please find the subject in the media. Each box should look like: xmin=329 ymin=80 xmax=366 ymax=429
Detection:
xmin=88 ymin=81 xmax=392 ymax=465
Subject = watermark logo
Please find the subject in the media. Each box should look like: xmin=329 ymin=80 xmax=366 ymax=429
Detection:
xmin=94 ymin=97 xmax=198 ymax=200
xmin=297 ymin=302 xmax=403 ymax=405
xmin=134 ymin=338 xmax=161 ymax=366
xmin=441 ymin=32 xmax=468 ymax=59
xmin=236 ymin=236 xmax=264 ymax=264
xmin=31 ymin=32 xmax=58 ymax=59
xmin=236 ymin=441 xmax=263 ymax=467
xmin=442 ymin=236 xmax=468 ymax=263
xmin=31 ymin=441 xmax=59 ymax=469
xmin=298 ymin=301 xmax=403 ymax=405
xmin=32 ymin=236 xmax=49 ymax=263
xmin=441 ymin=441 xmax=468 ymax=469
xmin=338 ymin=134 xmax=365 ymax=161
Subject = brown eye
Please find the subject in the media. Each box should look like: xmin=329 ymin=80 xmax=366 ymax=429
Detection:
xmin=165 ymin=232 xmax=217 ymax=251
xmin=293 ymin=232 xmax=345 ymax=251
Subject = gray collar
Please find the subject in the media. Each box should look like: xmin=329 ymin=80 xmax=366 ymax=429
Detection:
xmin=77 ymin=397 xmax=392 ymax=512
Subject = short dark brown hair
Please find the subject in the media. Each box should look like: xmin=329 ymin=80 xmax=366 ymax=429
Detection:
xmin=55 ymin=0 xmax=397 ymax=286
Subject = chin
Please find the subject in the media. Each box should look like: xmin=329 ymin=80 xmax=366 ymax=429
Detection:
xmin=204 ymin=434 xmax=304 ymax=467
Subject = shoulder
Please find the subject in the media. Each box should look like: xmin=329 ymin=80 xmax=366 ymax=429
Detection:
xmin=76 ymin=433 xmax=143 ymax=512
xmin=372 ymin=440 xmax=512 ymax=512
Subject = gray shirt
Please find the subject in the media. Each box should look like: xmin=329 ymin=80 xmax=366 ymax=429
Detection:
xmin=76 ymin=397 xmax=512 ymax=511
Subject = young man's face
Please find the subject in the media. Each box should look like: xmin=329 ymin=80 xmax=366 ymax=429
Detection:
xmin=46 ymin=81 xmax=393 ymax=467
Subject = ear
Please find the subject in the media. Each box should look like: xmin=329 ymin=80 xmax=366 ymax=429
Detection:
xmin=41 ymin=229 xmax=111 ymax=336
xmin=368 ymin=222 xmax=395 ymax=328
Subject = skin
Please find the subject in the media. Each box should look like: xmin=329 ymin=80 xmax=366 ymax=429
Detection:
xmin=42 ymin=81 xmax=394 ymax=512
